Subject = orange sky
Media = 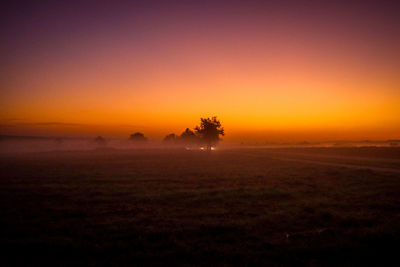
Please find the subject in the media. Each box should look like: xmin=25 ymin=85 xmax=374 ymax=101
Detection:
xmin=1 ymin=1 xmax=399 ymax=141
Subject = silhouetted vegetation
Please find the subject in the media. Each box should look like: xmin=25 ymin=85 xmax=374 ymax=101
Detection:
xmin=195 ymin=116 xmax=224 ymax=150
xmin=180 ymin=128 xmax=196 ymax=139
xmin=163 ymin=133 xmax=177 ymax=144
xmin=179 ymin=128 xmax=198 ymax=145
xmin=129 ymin=132 xmax=147 ymax=142
xmin=94 ymin=136 xmax=107 ymax=146
xmin=159 ymin=117 xmax=225 ymax=150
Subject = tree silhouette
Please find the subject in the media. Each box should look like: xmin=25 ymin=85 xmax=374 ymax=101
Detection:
xmin=179 ymin=128 xmax=198 ymax=144
xmin=129 ymin=132 xmax=147 ymax=142
xmin=94 ymin=136 xmax=107 ymax=146
xmin=180 ymin=128 xmax=195 ymax=138
xmin=163 ymin=133 xmax=176 ymax=143
xmin=195 ymin=117 xmax=224 ymax=150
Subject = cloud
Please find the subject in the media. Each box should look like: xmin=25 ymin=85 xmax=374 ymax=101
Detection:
xmin=4 ymin=118 xmax=24 ymax=121
xmin=25 ymin=122 xmax=85 ymax=127
xmin=0 ymin=122 xmax=85 ymax=128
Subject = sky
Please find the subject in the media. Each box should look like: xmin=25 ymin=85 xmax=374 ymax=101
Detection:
xmin=1 ymin=0 xmax=400 ymax=141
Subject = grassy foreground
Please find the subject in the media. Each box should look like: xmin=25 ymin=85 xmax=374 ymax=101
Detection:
xmin=1 ymin=148 xmax=400 ymax=266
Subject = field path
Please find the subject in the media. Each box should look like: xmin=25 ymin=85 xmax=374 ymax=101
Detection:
xmin=226 ymin=149 xmax=400 ymax=174
xmin=269 ymin=156 xmax=400 ymax=174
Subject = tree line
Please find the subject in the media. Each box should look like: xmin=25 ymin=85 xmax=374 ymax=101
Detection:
xmin=94 ymin=117 xmax=224 ymax=151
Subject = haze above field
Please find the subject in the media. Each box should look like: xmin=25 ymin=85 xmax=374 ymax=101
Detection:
xmin=1 ymin=0 xmax=399 ymax=141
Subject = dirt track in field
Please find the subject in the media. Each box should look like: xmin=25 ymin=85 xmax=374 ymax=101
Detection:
xmin=227 ymin=149 xmax=400 ymax=174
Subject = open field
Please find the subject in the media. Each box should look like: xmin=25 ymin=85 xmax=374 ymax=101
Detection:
xmin=1 ymin=147 xmax=400 ymax=266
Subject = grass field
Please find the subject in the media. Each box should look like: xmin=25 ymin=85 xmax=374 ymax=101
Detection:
xmin=1 ymin=147 xmax=400 ymax=266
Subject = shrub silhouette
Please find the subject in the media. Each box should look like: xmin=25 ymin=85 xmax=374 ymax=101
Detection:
xmin=94 ymin=136 xmax=107 ymax=146
xmin=179 ymin=128 xmax=198 ymax=145
xmin=195 ymin=117 xmax=224 ymax=150
xmin=129 ymin=132 xmax=147 ymax=142
xmin=163 ymin=133 xmax=177 ymax=143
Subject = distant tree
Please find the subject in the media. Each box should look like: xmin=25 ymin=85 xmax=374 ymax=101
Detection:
xmin=94 ymin=136 xmax=107 ymax=146
xmin=195 ymin=117 xmax=224 ymax=150
xmin=129 ymin=132 xmax=147 ymax=142
xmin=179 ymin=128 xmax=198 ymax=145
xmin=180 ymin=128 xmax=195 ymax=138
xmin=163 ymin=133 xmax=176 ymax=143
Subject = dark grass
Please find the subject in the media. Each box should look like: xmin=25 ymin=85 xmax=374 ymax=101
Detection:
xmin=0 ymin=148 xmax=400 ymax=266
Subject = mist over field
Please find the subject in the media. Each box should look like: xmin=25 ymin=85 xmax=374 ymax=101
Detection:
xmin=1 ymin=134 xmax=399 ymax=154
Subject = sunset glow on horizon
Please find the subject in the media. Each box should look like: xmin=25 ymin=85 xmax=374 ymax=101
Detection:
xmin=2 ymin=0 xmax=399 ymax=141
